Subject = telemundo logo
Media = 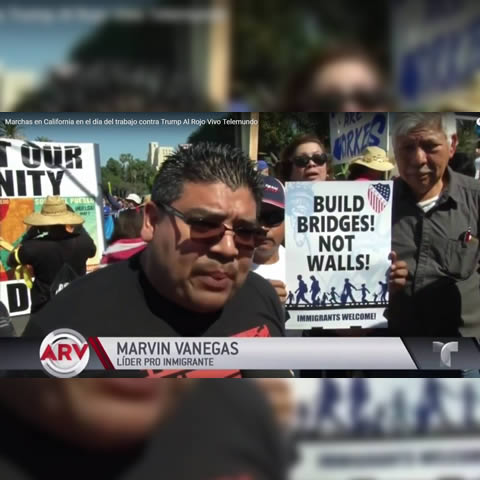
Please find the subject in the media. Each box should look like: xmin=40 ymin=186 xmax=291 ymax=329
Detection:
xmin=432 ymin=341 xmax=459 ymax=368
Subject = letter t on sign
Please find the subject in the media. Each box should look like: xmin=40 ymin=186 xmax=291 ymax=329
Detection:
xmin=0 ymin=141 xmax=11 ymax=168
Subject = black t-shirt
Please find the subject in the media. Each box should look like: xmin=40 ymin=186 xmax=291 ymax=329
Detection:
xmin=19 ymin=230 xmax=96 ymax=312
xmin=0 ymin=381 xmax=287 ymax=480
xmin=23 ymin=253 xmax=286 ymax=377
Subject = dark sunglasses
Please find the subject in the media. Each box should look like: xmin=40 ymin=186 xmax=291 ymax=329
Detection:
xmin=312 ymin=90 xmax=390 ymax=111
xmin=292 ymin=153 xmax=328 ymax=168
xmin=159 ymin=203 xmax=266 ymax=248
xmin=259 ymin=208 xmax=284 ymax=228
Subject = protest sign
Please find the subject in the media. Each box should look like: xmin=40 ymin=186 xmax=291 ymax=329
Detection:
xmin=292 ymin=378 xmax=480 ymax=480
xmin=285 ymin=180 xmax=392 ymax=330
xmin=0 ymin=279 xmax=31 ymax=316
xmin=0 ymin=139 xmax=104 ymax=316
xmin=392 ymin=0 xmax=480 ymax=108
xmin=329 ymin=113 xmax=389 ymax=165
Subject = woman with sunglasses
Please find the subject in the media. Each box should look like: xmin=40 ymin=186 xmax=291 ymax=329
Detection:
xmin=279 ymin=134 xmax=329 ymax=183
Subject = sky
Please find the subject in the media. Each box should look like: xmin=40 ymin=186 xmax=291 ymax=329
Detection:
xmin=2 ymin=113 xmax=227 ymax=164
xmin=0 ymin=0 xmax=164 ymax=77
xmin=0 ymin=23 xmax=90 ymax=76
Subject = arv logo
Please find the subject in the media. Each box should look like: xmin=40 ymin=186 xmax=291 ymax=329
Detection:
xmin=40 ymin=329 xmax=90 ymax=378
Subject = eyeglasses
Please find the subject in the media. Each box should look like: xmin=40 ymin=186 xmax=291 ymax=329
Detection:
xmin=292 ymin=153 xmax=328 ymax=168
xmin=159 ymin=203 xmax=266 ymax=248
xmin=259 ymin=208 xmax=284 ymax=228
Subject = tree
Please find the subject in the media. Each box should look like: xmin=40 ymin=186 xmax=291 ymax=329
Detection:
xmin=187 ymin=115 xmax=236 ymax=146
xmin=0 ymin=121 xmax=24 ymax=139
xmin=101 ymin=154 xmax=156 ymax=196
xmin=34 ymin=136 xmax=52 ymax=142
xmin=457 ymin=119 xmax=478 ymax=157
xmin=232 ymin=1 xmax=388 ymax=106
xmin=259 ymin=112 xmax=330 ymax=158
xmin=105 ymin=158 xmax=122 ymax=177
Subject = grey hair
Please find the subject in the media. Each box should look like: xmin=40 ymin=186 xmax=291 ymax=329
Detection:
xmin=392 ymin=113 xmax=457 ymax=147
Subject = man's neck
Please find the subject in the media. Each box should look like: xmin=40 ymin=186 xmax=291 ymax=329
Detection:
xmin=140 ymin=248 xmax=169 ymax=299
xmin=415 ymin=174 xmax=448 ymax=203
xmin=417 ymin=186 xmax=442 ymax=202
xmin=254 ymin=247 xmax=280 ymax=266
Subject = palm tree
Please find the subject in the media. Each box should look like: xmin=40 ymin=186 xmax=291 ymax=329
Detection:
xmin=0 ymin=120 xmax=24 ymax=139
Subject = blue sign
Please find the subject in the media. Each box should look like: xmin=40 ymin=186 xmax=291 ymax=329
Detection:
xmin=329 ymin=113 xmax=388 ymax=164
xmin=394 ymin=0 xmax=480 ymax=104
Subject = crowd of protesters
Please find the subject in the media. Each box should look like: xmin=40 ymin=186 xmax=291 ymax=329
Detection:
xmin=1 ymin=113 xmax=479 ymax=378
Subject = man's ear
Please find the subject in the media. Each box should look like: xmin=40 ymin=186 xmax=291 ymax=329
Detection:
xmin=449 ymin=133 xmax=458 ymax=158
xmin=141 ymin=202 xmax=162 ymax=242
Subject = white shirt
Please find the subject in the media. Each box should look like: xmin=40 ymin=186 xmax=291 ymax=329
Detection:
xmin=475 ymin=157 xmax=480 ymax=180
xmin=251 ymin=245 xmax=286 ymax=283
xmin=417 ymin=195 xmax=439 ymax=213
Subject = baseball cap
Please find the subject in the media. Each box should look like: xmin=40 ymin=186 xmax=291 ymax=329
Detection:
xmin=257 ymin=160 xmax=269 ymax=171
xmin=262 ymin=176 xmax=285 ymax=209
xmin=126 ymin=193 xmax=142 ymax=205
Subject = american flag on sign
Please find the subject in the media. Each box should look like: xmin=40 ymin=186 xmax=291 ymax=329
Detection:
xmin=368 ymin=183 xmax=390 ymax=213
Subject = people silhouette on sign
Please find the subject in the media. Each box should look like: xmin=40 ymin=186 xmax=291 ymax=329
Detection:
xmin=295 ymin=275 xmax=311 ymax=305
xmin=416 ymin=403 xmax=429 ymax=433
xmin=342 ymin=278 xmax=358 ymax=304
xmin=370 ymin=404 xmax=386 ymax=436
xmin=310 ymin=275 xmax=321 ymax=305
xmin=378 ymin=281 xmax=388 ymax=303
xmin=316 ymin=378 xmax=344 ymax=431
xmin=321 ymin=292 xmax=329 ymax=307
xmin=359 ymin=284 xmax=370 ymax=304
xmin=329 ymin=287 xmax=340 ymax=304
xmin=297 ymin=401 xmax=312 ymax=433
xmin=287 ymin=291 xmax=294 ymax=305
xmin=350 ymin=378 xmax=370 ymax=435
xmin=416 ymin=379 xmax=450 ymax=433
xmin=462 ymin=383 xmax=477 ymax=430
xmin=373 ymin=292 xmax=378 ymax=303
xmin=392 ymin=389 xmax=408 ymax=435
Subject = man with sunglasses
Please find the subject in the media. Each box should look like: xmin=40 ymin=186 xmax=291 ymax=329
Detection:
xmin=23 ymin=143 xmax=287 ymax=377
xmin=252 ymin=177 xmax=287 ymax=304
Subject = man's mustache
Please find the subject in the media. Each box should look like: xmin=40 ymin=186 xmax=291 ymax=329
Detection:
xmin=406 ymin=168 xmax=433 ymax=175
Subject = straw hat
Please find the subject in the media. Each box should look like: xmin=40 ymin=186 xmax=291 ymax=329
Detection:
xmin=24 ymin=196 xmax=84 ymax=226
xmin=436 ymin=73 xmax=480 ymax=111
xmin=350 ymin=146 xmax=394 ymax=172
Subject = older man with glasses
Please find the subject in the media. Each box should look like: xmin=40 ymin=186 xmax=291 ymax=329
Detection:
xmin=23 ymin=143 xmax=287 ymax=377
